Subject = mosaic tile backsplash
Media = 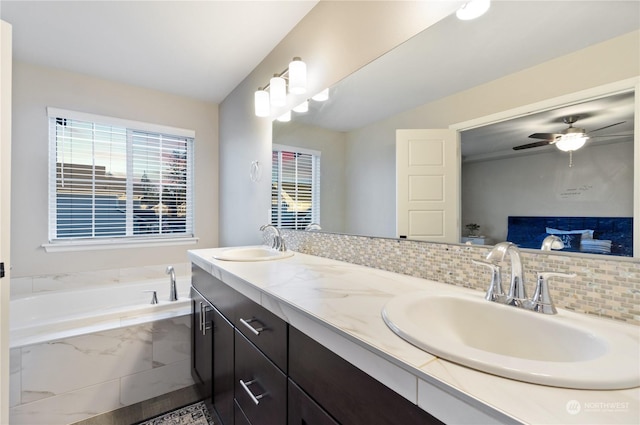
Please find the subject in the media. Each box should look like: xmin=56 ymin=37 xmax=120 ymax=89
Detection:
xmin=282 ymin=230 xmax=640 ymax=326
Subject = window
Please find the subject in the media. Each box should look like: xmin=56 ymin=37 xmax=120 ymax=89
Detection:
xmin=271 ymin=145 xmax=320 ymax=229
xmin=47 ymin=108 xmax=194 ymax=248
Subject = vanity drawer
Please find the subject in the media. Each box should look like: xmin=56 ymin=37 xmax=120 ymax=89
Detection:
xmin=289 ymin=327 xmax=443 ymax=425
xmin=235 ymin=330 xmax=287 ymax=425
xmin=192 ymin=264 xmax=243 ymax=322
xmin=234 ymin=295 xmax=288 ymax=372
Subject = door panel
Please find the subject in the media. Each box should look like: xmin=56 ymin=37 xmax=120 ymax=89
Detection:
xmin=396 ymin=129 xmax=460 ymax=242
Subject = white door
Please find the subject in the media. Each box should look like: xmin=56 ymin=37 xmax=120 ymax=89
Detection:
xmin=396 ymin=129 xmax=460 ymax=242
xmin=0 ymin=19 xmax=12 ymax=424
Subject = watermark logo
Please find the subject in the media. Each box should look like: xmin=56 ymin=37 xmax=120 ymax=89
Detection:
xmin=566 ymin=400 xmax=581 ymax=415
xmin=566 ymin=399 xmax=630 ymax=415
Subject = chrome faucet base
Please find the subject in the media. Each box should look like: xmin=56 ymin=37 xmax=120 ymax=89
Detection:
xmin=260 ymin=224 xmax=287 ymax=252
xmin=475 ymin=243 xmax=576 ymax=315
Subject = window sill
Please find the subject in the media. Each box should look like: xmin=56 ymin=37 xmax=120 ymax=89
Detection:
xmin=42 ymin=236 xmax=199 ymax=253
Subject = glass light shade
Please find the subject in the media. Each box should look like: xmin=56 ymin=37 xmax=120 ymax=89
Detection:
xmin=277 ymin=110 xmax=291 ymax=122
xmin=293 ymin=100 xmax=309 ymax=113
xmin=254 ymin=89 xmax=270 ymax=117
xmin=456 ymin=0 xmax=491 ymax=20
xmin=312 ymin=88 xmax=329 ymax=102
xmin=270 ymin=75 xmax=287 ymax=106
xmin=556 ymin=134 xmax=588 ymax=152
xmin=288 ymin=58 xmax=307 ymax=95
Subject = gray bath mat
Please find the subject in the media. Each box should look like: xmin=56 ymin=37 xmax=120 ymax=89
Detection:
xmin=136 ymin=401 xmax=214 ymax=425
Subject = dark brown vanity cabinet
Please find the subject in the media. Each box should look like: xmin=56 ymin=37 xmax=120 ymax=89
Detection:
xmin=192 ymin=263 xmax=441 ymax=425
xmin=191 ymin=287 xmax=213 ymax=400
xmin=235 ymin=329 xmax=287 ymax=425
xmin=192 ymin=265 xmax=236 ymax=425
xmin=289 ymin=327 xmax=443 ymax=425
xmin=288 ymin=379 xmax=339 ymax=425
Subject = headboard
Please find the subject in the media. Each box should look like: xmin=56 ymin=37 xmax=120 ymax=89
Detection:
xmin=507 ymin=216 xmax=633 ymax=257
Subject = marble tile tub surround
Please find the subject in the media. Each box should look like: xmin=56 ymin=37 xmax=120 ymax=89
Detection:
xmin=282 ymin=230 xmax=640 ymax=325
xmin=9 ymin=315 xmax=194 ymax=425
xmin=10 ymin=262 xmax=192 ymax=297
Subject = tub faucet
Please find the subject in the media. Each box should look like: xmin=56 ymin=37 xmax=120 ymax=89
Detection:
xmin=485 ymin=242 xmax=527 ymax=307
xmin=166 ymin=266 xmax=178 ymax=301
xmin=260 ymin=224 xmax=287 ymax=252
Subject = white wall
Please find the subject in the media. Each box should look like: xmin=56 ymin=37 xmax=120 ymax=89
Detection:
xmin=345 ymin=31 xmax=640 ymax=238
xmin=462 ymin=141 xmax=634 ymax=243
xmin=218 ymin=1 xmax=461 ymax=246
xmin=273 ymin=121 xmax=346 ymax=233
xmin=11 ymin=62 xmax=219 ymax=276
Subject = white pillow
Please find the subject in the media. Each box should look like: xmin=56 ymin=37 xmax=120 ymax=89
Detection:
xmin=546 ymin=227 xmax=594 ymax=240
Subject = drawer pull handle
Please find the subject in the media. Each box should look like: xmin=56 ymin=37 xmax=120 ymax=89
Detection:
xmin=239 ymin=379 xmax=265 ymax=405
xmin=202 ymin=305 xmax=212 ymax=335
xmin=239 ymin=318 xmax=264 ymax=336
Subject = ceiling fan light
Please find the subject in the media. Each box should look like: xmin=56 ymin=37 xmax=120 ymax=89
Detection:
xmin=556 ymin=133 xmax=588 ymax=152
xmin=456 ymin=0 xmax=491 ymax=21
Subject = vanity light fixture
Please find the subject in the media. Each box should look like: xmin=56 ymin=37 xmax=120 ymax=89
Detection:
xmin=311 ymin=88 xmax=329 ymax=102
xmin=254 ymin=89 xmax=270 ymax=117
xmin=253 ymin=57 xmax=308 ymax=117
xmin=277 ymin=110 xmax=292 ymax=122
xmin=270 ymin=74 xmax=287 ymax=106
xmin=456 ymin=0 xmax=491 ymax=20
xmin=293 ymin=100 xmax=309 ymax=113
xmin=288 ymin=57 xmax=307 ymax=95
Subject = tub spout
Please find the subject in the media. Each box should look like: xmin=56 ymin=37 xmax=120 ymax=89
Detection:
xmin=166 ymin=266 xmax=178 ymax=301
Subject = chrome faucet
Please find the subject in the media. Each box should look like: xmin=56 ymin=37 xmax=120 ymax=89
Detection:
xmin=476 ymin=242 xmax=576 ymax=314
xmin=166 ymin=266 xmax=178 ymax=301
xmin=486 ymin=242 xmax=527 ymax=307
xmin=260 ymin=224 xmax=287 ymax=252
xmin=530 ymin=271 xmax=576 ymax=314
xmin=541 ymin=235 xmax=564 ymax=251
xmin=471 ymin=259 xmax=505 ymax=303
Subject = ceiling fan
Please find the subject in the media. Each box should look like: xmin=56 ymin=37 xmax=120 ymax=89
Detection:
xmin=512 ymin=116 xmax=628 ymax=151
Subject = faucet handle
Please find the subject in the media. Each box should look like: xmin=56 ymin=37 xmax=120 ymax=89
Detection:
xmin=472 ymin=260 xmax=505 ymax=303
xmin=144 ymin=290 xmax=158 ymax=305
xmin=530 ymin=271 xmax=576 ymax=314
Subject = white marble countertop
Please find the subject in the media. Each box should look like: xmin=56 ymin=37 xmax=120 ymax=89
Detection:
xmin=188 ymin=247 xmax=640 ymax=425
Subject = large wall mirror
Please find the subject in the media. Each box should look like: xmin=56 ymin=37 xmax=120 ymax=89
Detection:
xmin=272 ymin=1 xmax=639 ymax=258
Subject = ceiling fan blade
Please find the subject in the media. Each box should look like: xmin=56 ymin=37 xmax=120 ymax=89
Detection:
xmin=528 ymin=132 xmax=561 ymax=140
xmin=589 ymin=133 xmax=633 ymax=138
xmin=588 ymin=121 xmax=626 ymax=134
xmin=513 ymin=140 xmax=553 ymax=150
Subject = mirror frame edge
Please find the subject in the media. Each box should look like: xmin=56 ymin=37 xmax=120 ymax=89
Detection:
xmin=449 ymin=76 xmax=640 ymax=259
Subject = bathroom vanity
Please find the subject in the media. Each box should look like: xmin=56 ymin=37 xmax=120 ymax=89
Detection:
xmin=189 ymin=248 xmax=640 ymax=425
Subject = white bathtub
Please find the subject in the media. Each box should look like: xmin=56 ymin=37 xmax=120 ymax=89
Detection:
xmin=10 ymin=278 xmax=192 ymax=348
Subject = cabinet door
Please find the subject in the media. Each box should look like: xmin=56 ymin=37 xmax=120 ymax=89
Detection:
xmin=235 ymin=330 xmax=286 ymax=425
xmin=288 ymin=379 xmax=339 ymax=425
xmin=191 ymin=288 xmax=213 ymax=400
xmin=213 ymin=306 xmax=235 ymax=425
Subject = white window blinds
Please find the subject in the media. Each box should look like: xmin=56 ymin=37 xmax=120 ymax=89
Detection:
xmin=271 ymin=145 xmax=320 ymax=230
xmin=48 ymin=109 xmax=194 ymax=243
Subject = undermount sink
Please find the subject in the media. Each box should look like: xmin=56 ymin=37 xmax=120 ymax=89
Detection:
xmin=382 ymin=291 xmax=640 ymax=389
xmin=213 ymin=246 xmax=294 ymax=262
